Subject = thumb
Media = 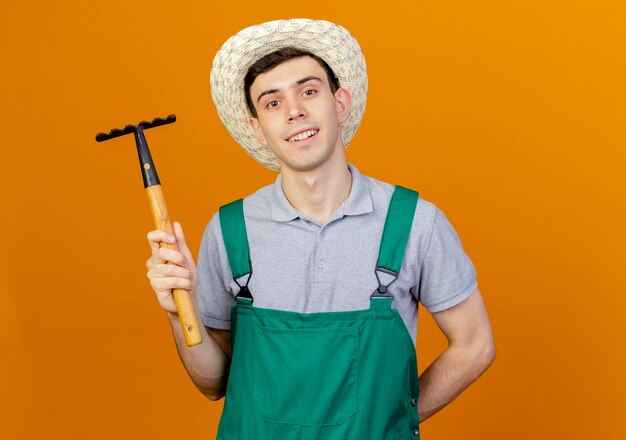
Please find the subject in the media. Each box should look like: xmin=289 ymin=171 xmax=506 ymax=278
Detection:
xmin=172 ymin=221 xmax=188 ymax=250
xmin=173 ymin=222 xmax=195 ymax=267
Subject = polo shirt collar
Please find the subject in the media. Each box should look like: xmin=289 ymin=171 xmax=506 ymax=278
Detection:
xmin=271 ymin=163 xmax=373 ymax=223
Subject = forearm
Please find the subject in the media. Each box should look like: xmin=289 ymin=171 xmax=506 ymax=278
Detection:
xmin=167 ymin=309 xmax=229 ymax=400
xmin=417 ymin=342 xmax=495 ymax=422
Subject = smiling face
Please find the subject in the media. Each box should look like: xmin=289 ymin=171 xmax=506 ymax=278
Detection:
xmin=248 ymin=56 xmax=351 ymax=173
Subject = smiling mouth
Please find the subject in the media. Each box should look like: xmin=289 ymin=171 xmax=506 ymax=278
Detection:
xmin=287 ymin=129 xmax=319 ymax=143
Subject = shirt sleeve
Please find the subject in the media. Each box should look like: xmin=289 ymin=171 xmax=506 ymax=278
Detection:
xmin=417 ymin=206 xmax=478 ymax=313
xmin=195 ymin=212 xmax=236 ymax=329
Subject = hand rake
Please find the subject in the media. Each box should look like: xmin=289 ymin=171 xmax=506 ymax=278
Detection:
xmin=96 ymin=115 xmax=202 ymax=346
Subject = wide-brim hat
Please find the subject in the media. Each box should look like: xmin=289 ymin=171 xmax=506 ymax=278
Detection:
xmin=210 ymin=18 xmax=368 ymax=171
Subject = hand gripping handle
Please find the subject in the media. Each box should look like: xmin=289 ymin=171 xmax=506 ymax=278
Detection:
xmin=147 ymin=184 xmax=202 ymax=347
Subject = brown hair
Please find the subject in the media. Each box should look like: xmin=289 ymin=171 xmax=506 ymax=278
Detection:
xmin=244 ymin=47 xmax=340 ymax=118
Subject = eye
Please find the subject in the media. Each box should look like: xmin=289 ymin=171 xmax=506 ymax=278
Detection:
xmin=265 ymin=100 xmax=279 ymax=109
xmin=303 ymin=89 xmax=317 ymax=97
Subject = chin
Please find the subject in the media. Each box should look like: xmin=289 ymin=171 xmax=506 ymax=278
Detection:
xmin=280 ymin=157 xmax=324 ymax=173
xmin=273 ymin=151 xmax=323 ymax=173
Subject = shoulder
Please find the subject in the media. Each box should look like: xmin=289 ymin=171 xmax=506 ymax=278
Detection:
xmin=362 ymin=172 xmax=438 ymax=227
xmin=204 ymin=181 xmax=275 ymax=240
xmin=241 ymin=181 xmax=275 ymax=220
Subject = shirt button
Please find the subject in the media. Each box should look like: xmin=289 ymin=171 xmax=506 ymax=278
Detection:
xmin=411 ymin=397 xmax=417 ymax=407
xmin=318 ymin=261 xmax=325 ymax=268
xmin=412 ymin=426 xmax=419 ymax=436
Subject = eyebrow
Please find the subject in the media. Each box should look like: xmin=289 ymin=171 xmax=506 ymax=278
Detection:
xmin=256 ymin=76 xmax=323 ymax=104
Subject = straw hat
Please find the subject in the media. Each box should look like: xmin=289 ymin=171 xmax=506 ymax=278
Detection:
xmin=210 ymin=18 xmax=368 ymax=171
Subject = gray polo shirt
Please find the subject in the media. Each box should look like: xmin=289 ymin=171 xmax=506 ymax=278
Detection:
xmin=196 ymin=164 xmax=477 ymax=344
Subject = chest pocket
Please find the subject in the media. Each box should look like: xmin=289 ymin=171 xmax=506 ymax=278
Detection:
xmin=252 ymin=324 xmax=359 ymax=426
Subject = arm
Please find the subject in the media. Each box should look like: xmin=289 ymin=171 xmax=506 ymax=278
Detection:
xmin=146 ymin=222 xmax=232 ymax=401
xmin=167 ymin=312 xmax=231 ymax=400
xmin=417 ymin=287 xmax=496 ymax=422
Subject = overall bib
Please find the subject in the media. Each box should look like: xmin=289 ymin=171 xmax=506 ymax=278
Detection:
xmin=216 ymin=186 xmax=421 ymax=440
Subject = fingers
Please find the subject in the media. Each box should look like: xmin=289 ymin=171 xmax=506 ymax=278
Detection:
xmin=146 ymin=229 xmax=176 ymax=252
xmin=145 ymin=223 xmax=197 ymax=312
xmin=146 ymin=245 xmax=194 ymax=294
xmin=148 ymin=274 xmax=194 ymax=295
xmin=147 ymin=247 xmax=188 ymax=268
xmin=148 ymin=261 xmax=192 ymax=279
xmin=146 ymin=223 xmax=196 ymax=273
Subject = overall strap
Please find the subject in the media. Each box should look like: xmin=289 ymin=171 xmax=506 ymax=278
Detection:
xmin=219 ymin=199 xmax=253 ymax=304
xmin=371 ymin=186 xmax=419 ymax=306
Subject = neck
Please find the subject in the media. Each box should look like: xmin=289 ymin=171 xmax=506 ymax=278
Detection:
xmin=280 ymin=156 xmax=352 ymax=226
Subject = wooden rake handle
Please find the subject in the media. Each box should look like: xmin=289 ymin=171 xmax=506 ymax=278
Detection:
xmin=147 ymin=184 xmax=202 ymax=346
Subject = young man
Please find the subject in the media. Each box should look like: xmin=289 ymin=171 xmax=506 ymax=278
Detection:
xmin=146 ymin=19 xmax=495 ymax=439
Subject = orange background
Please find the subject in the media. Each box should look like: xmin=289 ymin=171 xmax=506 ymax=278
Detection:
xmin=2 ymin=1 xmax=625 ymax=438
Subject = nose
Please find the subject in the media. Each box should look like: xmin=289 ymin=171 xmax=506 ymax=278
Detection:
xmin=287 ymin=99 xmax=306 ymax=122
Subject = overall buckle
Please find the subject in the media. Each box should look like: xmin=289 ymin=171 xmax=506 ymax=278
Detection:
xmin=370 ymin=267 xmax=397 ymax=300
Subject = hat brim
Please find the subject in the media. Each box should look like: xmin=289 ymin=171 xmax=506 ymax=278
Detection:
xmin=210 ymin=18 xmax=368 ymax=171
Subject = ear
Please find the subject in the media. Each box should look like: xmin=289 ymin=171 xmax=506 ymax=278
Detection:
xmin=248 ymin=116 xmax=267 ymax=145
xmin=334 ymin=87 xmax=352 ymax=124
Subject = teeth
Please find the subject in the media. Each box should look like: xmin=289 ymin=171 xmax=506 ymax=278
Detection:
xmin=288 ymin=129 xmax=318 ymax=142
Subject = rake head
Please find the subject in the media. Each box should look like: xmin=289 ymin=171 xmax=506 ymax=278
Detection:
xmin=95 ymin=114 xmax=176 ymax=142
xmin=95 ymin=114 xmax=177 ymax=188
